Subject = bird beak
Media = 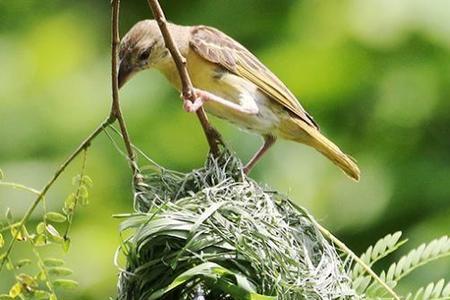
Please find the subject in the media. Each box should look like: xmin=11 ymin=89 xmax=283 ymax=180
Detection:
xmin=118 ymin=59 xmax=132 ymax=89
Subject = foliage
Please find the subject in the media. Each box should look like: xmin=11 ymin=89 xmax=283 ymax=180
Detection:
xmin=117 ymin=153 xmax=355 ymax=300
xmin=352 ymin=232 xmax=450 ymax=299
xmin=115 ymin=151 xmax=450 ymax=300
xmin=0 ymin=152 xmax=91 ymax=299
xmin=405 ymin=279 xmax=450 ymax=300
xmin=1 ymin=140 xmax=448 ymax=299
xmin=1 ymin=0 xmax=449 ymax=299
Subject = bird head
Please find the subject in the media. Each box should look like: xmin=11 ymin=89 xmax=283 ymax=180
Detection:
xmin=118 ymin=20 xmax=169 ymax=88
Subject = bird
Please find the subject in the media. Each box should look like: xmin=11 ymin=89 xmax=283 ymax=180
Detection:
xmin=118 ymin=20 xmax=360 ymax=181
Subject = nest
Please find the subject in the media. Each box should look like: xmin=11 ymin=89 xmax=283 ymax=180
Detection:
xmin=116 ymin=151 xmax=356 ymax=300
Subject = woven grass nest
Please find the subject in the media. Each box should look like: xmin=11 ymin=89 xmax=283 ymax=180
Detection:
xmin=116 ymin=151 xmax=356 ymax=300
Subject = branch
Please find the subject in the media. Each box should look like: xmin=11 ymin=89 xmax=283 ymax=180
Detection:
xmin=0 ymin=182 xmax=41 ymax=195
xmin=313 ymin=221 xmax=401 ymax=300
xmin=0 ymin=0 xmax=140 ymax=275
xmin=146 ymin=0 xmax=223 ymax=157
xmin=111 ymin=0 xmax=141 ymax=183
xmin=0 ymin=118 xmax=112 ymax=272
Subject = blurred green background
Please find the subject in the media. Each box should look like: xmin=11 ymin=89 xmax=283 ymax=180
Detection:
xmin=1 ymin=0 xmax=449 ymax=298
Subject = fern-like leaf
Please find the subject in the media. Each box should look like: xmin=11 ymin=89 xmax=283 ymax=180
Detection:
xmin=390 ymin=235 xmax=449 ymax=282
xmin=364 ymin=235 xmax=450 ymax=298
xmin=352 ymin=231 xmax=405 ymax=280
xmin=365 ymin=270 xmax=397 ymax=298
xmin=405 ymin=279 xmax=450 ymax=300
xmin=352 ymin=275 xmax=371 ymax=295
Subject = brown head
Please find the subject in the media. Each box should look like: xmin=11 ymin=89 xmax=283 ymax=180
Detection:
xmin=118 ymin=20 xmax=173 ymax=88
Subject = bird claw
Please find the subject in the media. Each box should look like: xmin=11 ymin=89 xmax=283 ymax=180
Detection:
xmin=183 ymin=98 xmax=204 ymax=113
xmin=182 ymin=89 xmax=206 ymax=113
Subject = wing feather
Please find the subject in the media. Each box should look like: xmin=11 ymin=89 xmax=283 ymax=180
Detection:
xmin=190 ymin=25 xmax=318 ymax=129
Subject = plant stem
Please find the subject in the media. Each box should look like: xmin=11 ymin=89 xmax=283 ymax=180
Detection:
xmin=0 ymin=118 xmax=113 ymax=272
xmin=1 ymin=0 xmax=141 ymax=273
xmin=63 ymin=148 xmax=88 ymax=239
xmin=0 ymin=182 xmax=41 ymax=195
xmin=111 ymin=0 xmax=142 ymax=184
xmin=1 ymin=0 xmax=142 ymax=277
xmin=146 ymin=0 xmax=223 ymax=157
xmin=314 ymin=221 xmax=401 ymax=300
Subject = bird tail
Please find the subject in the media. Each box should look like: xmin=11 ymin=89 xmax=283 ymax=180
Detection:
xmin=288 ymin=119 xmax=361 ymax=181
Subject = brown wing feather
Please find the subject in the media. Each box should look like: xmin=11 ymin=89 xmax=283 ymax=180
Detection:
xmin=190 ymin=25 xmax=319 ymax=129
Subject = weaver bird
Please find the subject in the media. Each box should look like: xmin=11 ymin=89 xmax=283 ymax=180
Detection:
xmin=118 ymin=20 xmax=360 ymax=180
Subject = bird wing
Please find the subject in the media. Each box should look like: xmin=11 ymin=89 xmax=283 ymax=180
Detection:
xmin=190 ymin=25 xmax=319 ymax=129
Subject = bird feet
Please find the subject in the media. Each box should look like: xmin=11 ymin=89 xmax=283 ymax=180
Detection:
xmin=182 ymin=88 xmax=207 ymax=113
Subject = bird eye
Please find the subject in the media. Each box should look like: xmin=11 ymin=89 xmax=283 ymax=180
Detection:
xmin=139 ymin=49 xmax=150 ymax=61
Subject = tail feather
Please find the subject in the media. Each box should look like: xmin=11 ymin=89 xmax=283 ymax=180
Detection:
xmin=290 ymin=119 xmax=361 ymax=181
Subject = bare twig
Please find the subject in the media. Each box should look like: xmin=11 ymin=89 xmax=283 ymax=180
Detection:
xmin=0 ymin=118 xmax=112 ymax=271
xmin=146 ymin=0 xmax=223 ymax=157
xmin=0 ymin=0 xmax=141 ymax=274
xmin=111 ymin=0 xmax=142 ymax=183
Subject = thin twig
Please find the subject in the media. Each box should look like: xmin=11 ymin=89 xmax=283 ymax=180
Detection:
xmin=111 ymin=0 xmax=142 ymax=184
xmin=63 ymin=148 xmax=88 ymax=239
xmin=107 ymin=125 xmax=163 ymax=170
xmin=146 ymin=0 xmax=223 ymax=157
xmin=0 ymin=222 xmax=20 ymax=234
xmin=0 ymin=0 xmax=140 ymax=274
xmin=314 ymin=221 xmax=401 ymax=300
xmin=0 ymin=118 xmax=113 ymax=272
xmin=33 ymin=247 xmax=56 ymax=297
xmin=0 ymin=182 xmax=41 ymax=195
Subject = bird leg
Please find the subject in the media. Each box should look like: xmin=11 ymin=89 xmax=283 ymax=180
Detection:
xmin=244 ymin=135 xmax=276 ymax=174
xmin=183 ymin=88 xmax=259 ymax=115
xmin=182 ymin=88 xmax=270 ymax=174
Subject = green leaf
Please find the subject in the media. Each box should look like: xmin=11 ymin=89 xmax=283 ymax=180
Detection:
xmin=16 ymin=273 xmax=38 ymax=288
xmin=45 ymin=212 xmax=67 ymax=223
xmin=36 ymin=271 xmax=46 ymax=282
xmin=36 ymin=222 xmax=46 ymax=235
xmin=81 ymin=175 xmax=93 ymax=187
xmin=352 ymin=231 xmax=405 ymax=279
xmin=148 ymin=262 xmax=276 ymax=300
xmin=8 ymin=283 xmax=22 ymax=298
xmin=78 ymin=186 xmax=89 ymax=206
xmin=80 ymin=195 xmax=89 ymax=206
xmin=405 ymin=279 xmax=450 ymax=300
xmin=46 ymin=224 xmax=63 ymax=242
xmin=48 ymin=267 xmax=73 ymax=276
xmin=64 ymin=194 xmax=76 ymax=213
xmin=53 ymin=279 xmax=79 ymax=289
xmin=0 ymin=233 xmax=4 ymax=248
xmin=79 ymin=185 xmax=88 ymax=198
xmin=366 ymin=236 xmax=450 ymax=298
xmin=71 ymin=175 xmax=81 ymax=186
xmin=43 ymin=258 xmax=65 ymax=267
xmin=0 ymin=294 xmax=13 ymax=300
xmin=15 ymin=259 xmax=32 ymax=269
xmin=33 ymin=234 xmax=47 ymax=247
xmin=0 ymin=169 xmax=4 ymax=180
xmin=190 ymin=202 xmax=226 ymax=235
xmin=10 ymin=225 xmax=27 ymax=241
xmin=391 ymin=235 xmax=449 ymax=282
xmin=32 ymin=290 xmax=50 ymax=299
xmin=6 ymin=260 xmax=14 ymax=271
